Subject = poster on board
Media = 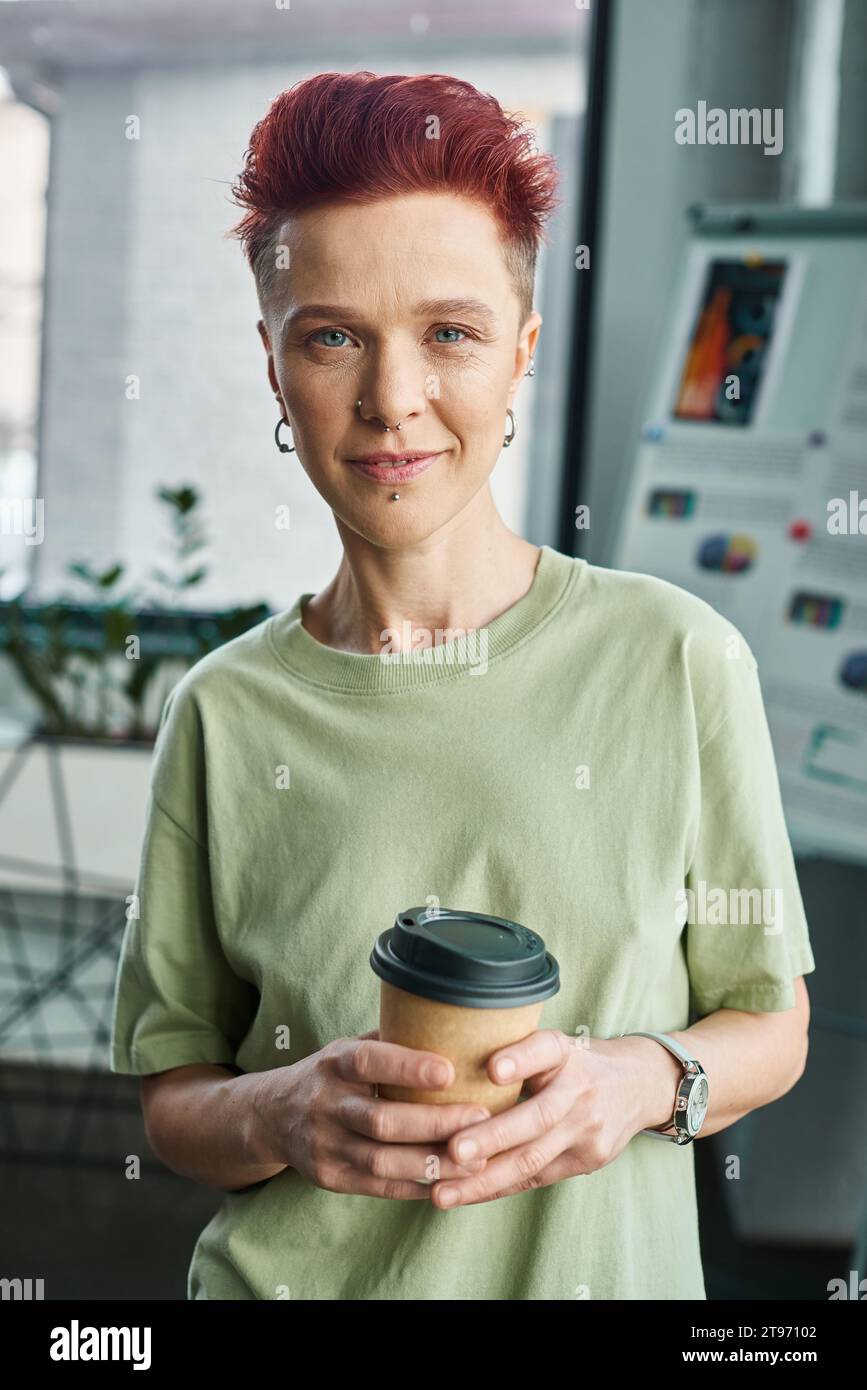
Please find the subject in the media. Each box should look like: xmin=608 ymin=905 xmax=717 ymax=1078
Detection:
xmin=612 ymin=214 xmax=867 ymax=865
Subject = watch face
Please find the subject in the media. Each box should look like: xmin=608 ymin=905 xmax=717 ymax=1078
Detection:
xmin=688 ymin=1076 xmax=709 ymax=1132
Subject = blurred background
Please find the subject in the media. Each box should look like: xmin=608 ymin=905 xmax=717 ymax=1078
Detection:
xmin=0 ymin=0 xmax=865 ymax=1300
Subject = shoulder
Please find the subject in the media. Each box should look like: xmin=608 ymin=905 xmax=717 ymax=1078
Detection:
xmin=575 ymin=559 xmax=754 ymax=656
xmin=151 ymin=611 xmax=276 ymax=764
xmin=143 ymin=612 xmax=276 ymax=826
xmin=575 ymin=560 xmax=760 ymax=741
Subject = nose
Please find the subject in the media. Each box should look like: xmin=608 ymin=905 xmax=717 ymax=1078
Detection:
xmin=355 ymin=344 xmax=430 ymax=431
xmin=355 ymin=401 xmax=405 ymax=432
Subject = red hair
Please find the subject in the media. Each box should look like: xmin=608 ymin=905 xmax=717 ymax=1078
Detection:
xmin=228 ymin=71 xmax=561 ymax=324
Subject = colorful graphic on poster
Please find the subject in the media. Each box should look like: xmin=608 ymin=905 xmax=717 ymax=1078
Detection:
xmin=787 ymin=591 xmax=844 ymax=630
xmin=673 ymin=259 xmax=787 ymax=425
xmin=697 ymin=532 xmax=758 ymax=573
xmin=646 ymin=488 xmax=696 ymax=518
xmin=840 ymin=650 xmax=867 ymax=693
xmin=803 ymin=725 xmax=867 ymax=795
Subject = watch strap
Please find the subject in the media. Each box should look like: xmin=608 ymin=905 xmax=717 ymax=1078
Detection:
xmin=619 ymin=1030 xmax=702 ymax=1144
xmin=623 ymin=1030 xmax=695 ymax=1068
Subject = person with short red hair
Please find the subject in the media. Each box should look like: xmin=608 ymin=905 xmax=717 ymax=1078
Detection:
xmin=111 ymin=71 xmax=814 ymax=1301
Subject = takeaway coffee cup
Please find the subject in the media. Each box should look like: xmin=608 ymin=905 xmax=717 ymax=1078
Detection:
xmin=370 ymin=906 xmax=560 ymax=1116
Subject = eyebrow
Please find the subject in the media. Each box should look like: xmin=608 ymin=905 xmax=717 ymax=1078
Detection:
xmin=280 ymin=297 xmax=499 ymax=337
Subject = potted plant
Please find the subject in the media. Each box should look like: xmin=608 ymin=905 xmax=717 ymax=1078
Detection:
xmin=0 ymin=485 xmax=269 ymax=892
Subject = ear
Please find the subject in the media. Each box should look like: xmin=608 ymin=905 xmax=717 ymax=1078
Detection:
xmin=258 ymin=318 xmax=283 ymax=403
xmin=508 ymin=311 xmax=542 ymax=403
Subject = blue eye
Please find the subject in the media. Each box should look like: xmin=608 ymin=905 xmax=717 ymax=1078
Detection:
xmin=313 ymin=329 xmax=350 ymax=348
xmin=309 ymin=325 xmax=469 ymax=349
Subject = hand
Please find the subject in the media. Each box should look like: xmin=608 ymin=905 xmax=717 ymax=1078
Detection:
xmin=249 ymin=1029 xmax=492 ymax=1200
xmin=428 ymin=1029 xmax=678 ymax=1210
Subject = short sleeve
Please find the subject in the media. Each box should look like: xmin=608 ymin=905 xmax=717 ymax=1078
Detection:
xmin=109 ymin=680 xmax=257 ymax=1075
xmin=683 ymin=638 xmax=816 ymax=1017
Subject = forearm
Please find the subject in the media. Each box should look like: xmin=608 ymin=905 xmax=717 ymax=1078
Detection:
xmin=609 ymin=1007 xmax=807 ymax=1140
xmin=141 ymin=1063 xmax=289 ymax=1192
xmin=671 ymin=1007 xmax=807 ymax=1137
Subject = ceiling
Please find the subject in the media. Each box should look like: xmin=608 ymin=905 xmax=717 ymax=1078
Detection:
xmin=0 ymin=0 xmax=585 ymax=72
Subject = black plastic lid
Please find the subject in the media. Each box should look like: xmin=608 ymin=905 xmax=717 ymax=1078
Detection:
xmin=370 ymin=906 xmax=560 ymax=1009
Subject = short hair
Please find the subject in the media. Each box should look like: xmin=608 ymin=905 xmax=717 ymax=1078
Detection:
xmin=228 ymin=70 xmax=561 ymax=331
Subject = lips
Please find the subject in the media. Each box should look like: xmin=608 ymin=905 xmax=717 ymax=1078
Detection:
xmin=345 ymin=451 xmax=443 ymax=483
xmin=349 ymin=452 xmax=437 ymax=464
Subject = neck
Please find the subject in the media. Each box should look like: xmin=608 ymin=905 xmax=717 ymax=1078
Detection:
xmin=302 ymin=489 xmax=541 ymax=655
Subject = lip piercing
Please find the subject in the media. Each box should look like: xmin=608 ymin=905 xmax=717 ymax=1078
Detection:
xmin=356 ymin=401 xmax=402 ymax=500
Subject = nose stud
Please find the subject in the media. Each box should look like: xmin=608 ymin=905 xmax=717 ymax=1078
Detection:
xmin=356 ymin=399 xmax=401 ymax=431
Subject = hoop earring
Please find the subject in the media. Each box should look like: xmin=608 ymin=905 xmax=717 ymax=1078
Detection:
xmin=503 ymin=408 xmax=516 ymax=448
xmin=274 ymin=417 xmax=296 ymax=454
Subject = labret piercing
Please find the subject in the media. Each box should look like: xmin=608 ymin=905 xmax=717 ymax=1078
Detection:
xmin=356 ymin=399 xmax=403 ymax=501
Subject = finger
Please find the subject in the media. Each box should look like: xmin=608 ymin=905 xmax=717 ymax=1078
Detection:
xmin=464 ymin=1151 xmax=581 ymax=1205
xmin=335 ymin=1038 xmax=455 ymax=1091
xmin=339 ymin=1134 xmax=488 ymax=1183
xmin=338 ymin=1093 xmax=491 ymax=1144
xmin=522 ymin=1062 xmax=565 ymax=1096
xmin=446 ymin=1070 xmax=575 ymax=1166
xmin=324 ymin=1164 xmax=436 ymax=1201
xmin=430 ymin=1120 xmax=574 ymax=1210
xmin=486 ymin=1028 xmax=571 ymax=1087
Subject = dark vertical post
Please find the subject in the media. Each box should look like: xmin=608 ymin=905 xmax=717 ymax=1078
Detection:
xmin=558 ymin=0 xmax=614 ymax=557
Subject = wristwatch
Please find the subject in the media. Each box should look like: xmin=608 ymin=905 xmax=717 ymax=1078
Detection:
xmin=619 ymin=1031 xmax=709 ymax=1145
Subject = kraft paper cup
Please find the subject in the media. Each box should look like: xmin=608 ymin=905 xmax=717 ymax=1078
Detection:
xmin=377 ymin=979 xmax=544 ymax=1113
xmin=370 ymin=907 xmax=560 ymax=1117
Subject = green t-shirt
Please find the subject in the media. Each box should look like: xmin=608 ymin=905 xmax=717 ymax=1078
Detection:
xmin=110 ymin=544 xmax=815 ymax=1300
